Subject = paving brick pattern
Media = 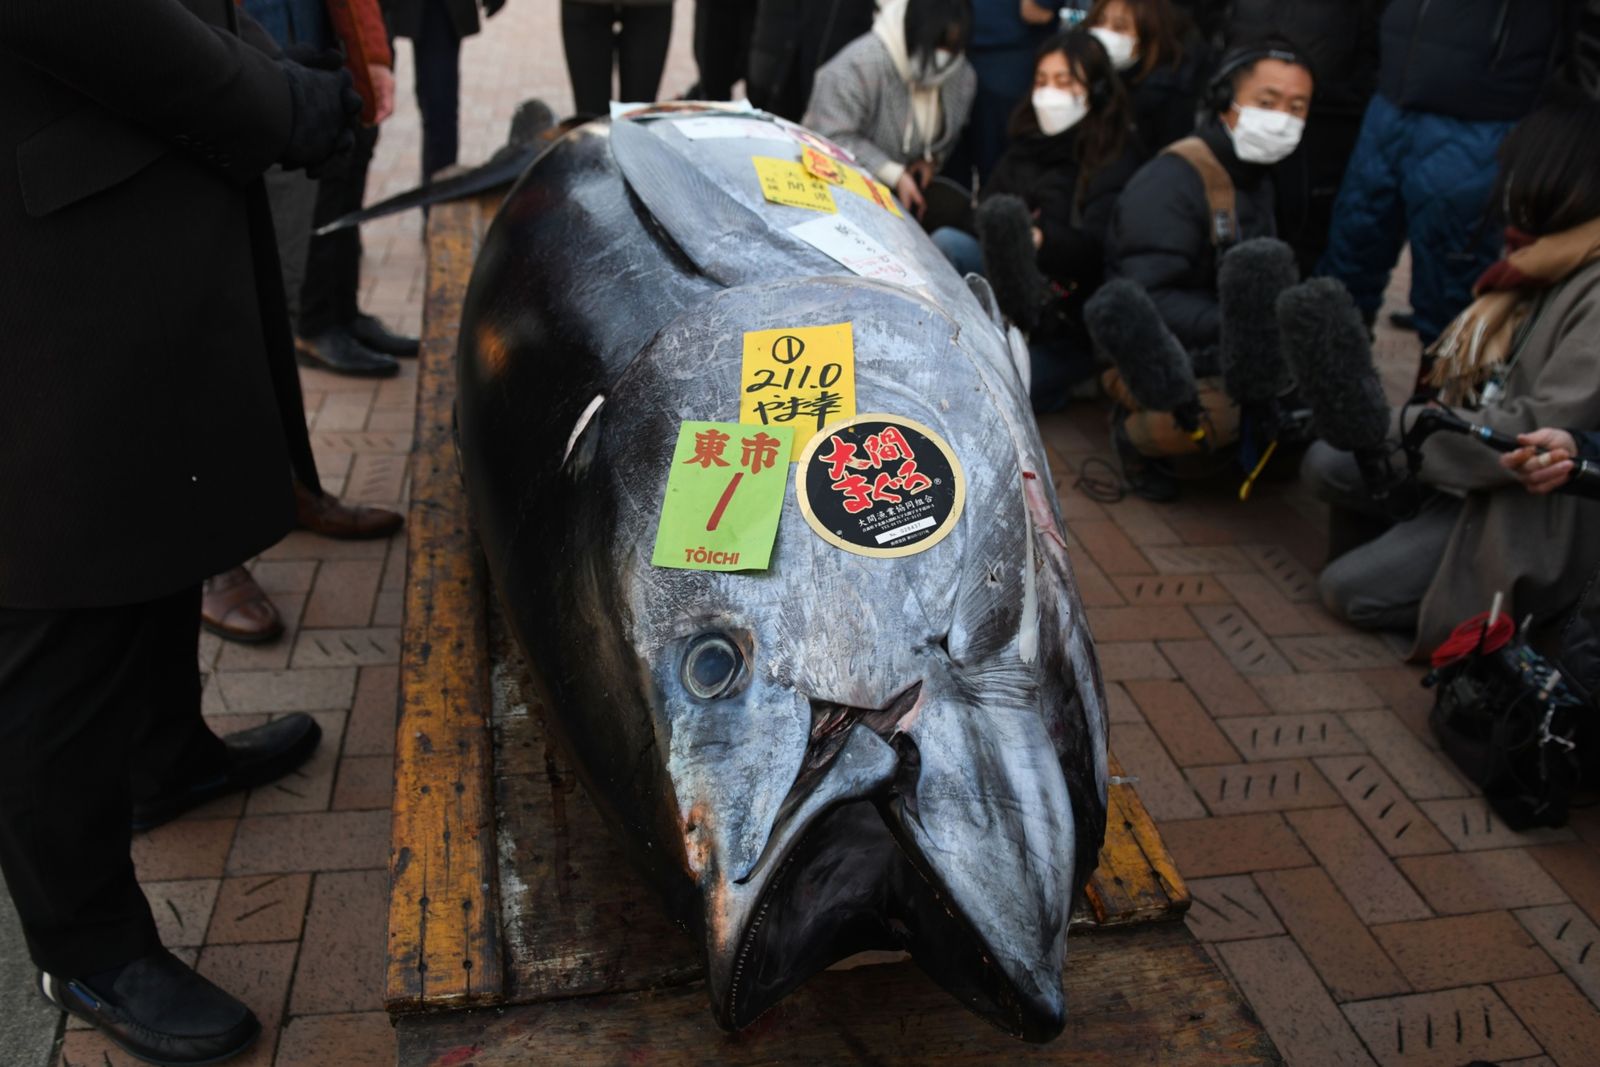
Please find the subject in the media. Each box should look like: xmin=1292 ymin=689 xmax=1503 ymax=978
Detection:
xmin=40 ymin=5 xmax=1600 ymax=1064
xmin=1036 ymin=262 xmax=1600 ymax=1064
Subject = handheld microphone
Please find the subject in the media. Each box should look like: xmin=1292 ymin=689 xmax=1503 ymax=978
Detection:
xmin=1085 ymin=279 xmax=1204 ymax=436
xmin=1217 ymin=238 xmax=1297 ymax=409
xmin=1277 ymin=278 xmax=1417 ymax=513
xmin=974 ymin=194 xmax=1046 ymax=333
xmin=1405 ymin=408 xmax=1600 ymax=502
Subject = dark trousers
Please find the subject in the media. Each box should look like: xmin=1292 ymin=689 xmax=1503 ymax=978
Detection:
xmin=1318 ymin=94 xmax=1512 ymax=346
xmin=0 ymin=587 xmax=223 ymax=976
xmin=300 ymin=123 xmax=381 ymax=335
xmin=692 ymin=0 xmax=757 ymax=100
xmin=414 ymin=0 xmax=463 ymax=179
xmin=1275 ymin=106 xmax=1365 ymax=279
xmin=561 ymin=2 xmax=674 ymax=117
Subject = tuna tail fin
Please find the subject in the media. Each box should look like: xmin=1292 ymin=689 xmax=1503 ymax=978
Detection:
xmin=608 ymin=118 xmax=832 ymax=289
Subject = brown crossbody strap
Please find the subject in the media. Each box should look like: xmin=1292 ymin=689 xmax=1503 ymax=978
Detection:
xmin=1161 ymin=136 xmax=1238 ymax=248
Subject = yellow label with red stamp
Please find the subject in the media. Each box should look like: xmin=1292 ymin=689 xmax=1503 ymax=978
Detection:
xmin=752 ymin=157 xmax=837 ymax=213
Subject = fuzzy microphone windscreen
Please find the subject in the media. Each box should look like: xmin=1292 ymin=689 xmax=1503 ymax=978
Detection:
xmin=1084 ymin=279 xmax=1200 ymax=415
xmin=1218 ymin=237 xmax=1297 ymax=407
xmin=1276 ymin=278 xmax=1392 ymax=452
xmin=974 ymin=194 xmax=1046 ymax=333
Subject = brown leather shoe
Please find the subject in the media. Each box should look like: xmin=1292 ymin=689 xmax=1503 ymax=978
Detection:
xmin=294 ymin=484 xmax=404 ymax=540
xmin=202 ymin=566 xmax=283 ymax=644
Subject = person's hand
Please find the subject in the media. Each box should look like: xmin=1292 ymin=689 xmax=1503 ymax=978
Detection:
xmin=1500 ymin=428 xmax=1578 ymax=495
xmin=906 ymin=158 xmax=936 ymax=189
xmin=1019 ymin=0 xmax=1057 ymax=25
xmin=368 ymin=63 xmax=396 ymax=124
xmin=894 ymin=172 xmax=926 ymax=219
xmin=278 ymin=58 xmax=361 ymax=177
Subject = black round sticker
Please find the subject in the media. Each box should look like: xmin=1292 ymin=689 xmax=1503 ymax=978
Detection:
xmin=795 ymin=414 xmax=966 ymax=558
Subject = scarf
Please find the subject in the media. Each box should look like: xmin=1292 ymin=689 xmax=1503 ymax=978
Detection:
xmin=873 ymin=0 xmax=945 ymax=161
xmin=1428 ymin=216 xmax=1600 ymax=404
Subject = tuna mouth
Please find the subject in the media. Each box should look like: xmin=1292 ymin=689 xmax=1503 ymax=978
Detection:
xmin=718 ymin=683 xmax=1065 ymax=1042
xmin=723 ymin=797 xmax=1059 ymax=1041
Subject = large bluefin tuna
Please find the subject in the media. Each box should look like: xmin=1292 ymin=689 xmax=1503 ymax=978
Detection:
xmin=454 ymin=107 xmax=1108 ymax=1042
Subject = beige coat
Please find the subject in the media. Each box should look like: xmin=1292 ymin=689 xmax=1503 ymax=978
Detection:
xmin=1412 ymin=258 xmax=1600 ymax=655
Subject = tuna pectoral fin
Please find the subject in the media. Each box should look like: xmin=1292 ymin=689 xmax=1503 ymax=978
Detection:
xmin=607 ymin=119 xmax=832 ymax=288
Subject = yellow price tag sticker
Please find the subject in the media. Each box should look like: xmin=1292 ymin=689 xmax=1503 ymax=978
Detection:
xmin=800 ymin=146 xmax=902 ymax=217
xmin=752 ymin=157 xmax=837 ymax=213
xmin=839 ymin=168 xmax=904 ymax=217
xmin=740 ymin=323 xmax=857 ymax=461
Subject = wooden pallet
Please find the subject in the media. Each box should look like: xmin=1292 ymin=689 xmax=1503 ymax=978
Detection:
xmin=387 ymin=195 xmax=1277 ymax=1065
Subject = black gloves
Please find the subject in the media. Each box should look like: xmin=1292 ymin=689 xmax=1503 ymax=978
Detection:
xmin=278 ymin=51 xmax=362 ymax=178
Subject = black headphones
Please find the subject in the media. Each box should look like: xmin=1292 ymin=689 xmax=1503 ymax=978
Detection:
xmin=1204 ymin=40 xmax=1309 ymax=114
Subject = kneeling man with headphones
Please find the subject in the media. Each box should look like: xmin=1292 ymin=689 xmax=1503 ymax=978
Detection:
xmin=1092 ymin=38 xmax=1314 ymax=501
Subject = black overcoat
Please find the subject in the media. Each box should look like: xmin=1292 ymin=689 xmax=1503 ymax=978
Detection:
xmin=384 ymin=0 xmax=484 ymax=41
xmin=0 ymin=0 xmax=302 ymax=609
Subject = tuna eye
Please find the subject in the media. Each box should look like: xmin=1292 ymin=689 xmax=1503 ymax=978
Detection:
xmin=683 ymin=635 xmax=742 ymax=700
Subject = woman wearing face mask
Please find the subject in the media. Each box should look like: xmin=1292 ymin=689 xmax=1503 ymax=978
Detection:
xmin=803 ymin=0 xmax=977 ymax=220
xmin=1085 ymin=0 xmax=1205 ymax=153
xmin=1304 ymin=90 xmax=1600 ymax=654
xmin=931 ymin=30 xmax=1142 ymax=409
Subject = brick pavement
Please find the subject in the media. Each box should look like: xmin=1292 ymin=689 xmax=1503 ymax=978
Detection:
xmin=35 ymin=3 xmax=1600 ymax=1065
xmin=1036 ymin=289 xmax=1600 ymax=1065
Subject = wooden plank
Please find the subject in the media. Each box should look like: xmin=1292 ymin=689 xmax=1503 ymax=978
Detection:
xmin=488 ymin=623 xmax=702 ymax=1002
xmin=397 ymin=921 xmax=1281 ymax=1065
xmin=1084 ymin=751 xmax=1191 ymax=926
xmin=387 ymin=198 xmax=504 ymax=1013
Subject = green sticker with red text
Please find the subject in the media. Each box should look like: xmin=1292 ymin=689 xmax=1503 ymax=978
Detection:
xmin=651 ymin=421 xmax=795 ymax=572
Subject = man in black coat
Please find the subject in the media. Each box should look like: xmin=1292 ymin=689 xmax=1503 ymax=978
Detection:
xmin=0 ymin=2 xmax=358 ymax=1062
xmin=1106 ymin=50 xmax=1305 ymax=365
xmin=1099 ymin=40 xmax=1312 ymax=498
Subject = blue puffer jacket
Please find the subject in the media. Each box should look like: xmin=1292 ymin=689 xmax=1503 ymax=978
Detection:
xmin=1318 ymin=93 xmax=1512 ymax=342
xmin=1377 ymin=0 xmax=1566 ymax=121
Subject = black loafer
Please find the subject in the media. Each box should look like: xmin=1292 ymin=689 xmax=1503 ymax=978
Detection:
xmin=131 ymin=714 xmax=322 ymax=832
xmin=347 ymin=311 xmax=420 ymax=357
xmin=294 ymin=329 xmax=400 ymax=377
xmin=41 ymin=950 xmax=260 ymax=1066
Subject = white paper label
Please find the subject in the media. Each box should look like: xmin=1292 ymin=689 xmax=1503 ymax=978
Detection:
xmin=788 ymin=216 xmax=926 ymax=288
xmin=672 ymin=115 xmax=792 ymax=142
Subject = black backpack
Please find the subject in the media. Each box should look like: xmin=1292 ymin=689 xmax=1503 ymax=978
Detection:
xmin=1426 ymin=578 xmax=1599 ymax=830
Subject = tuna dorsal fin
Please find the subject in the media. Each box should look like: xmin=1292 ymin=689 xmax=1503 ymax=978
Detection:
xmin=608 ymin=118 xmax=830 ymax=288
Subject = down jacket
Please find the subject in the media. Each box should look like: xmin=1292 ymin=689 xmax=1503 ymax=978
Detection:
xmin=1376 ymin=0 xmax=1567 ymax=122
xmin=1103 ymin=118 xmax=1276 ymax=366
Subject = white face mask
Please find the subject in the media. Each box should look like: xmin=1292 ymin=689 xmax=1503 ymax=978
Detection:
xmin=915 ymin=48 xmax=961 ymax=86
xmin=1089 ymin=27 xmax=1139 ymax=71
xmin=1033 ymin=86 xmax=1089 ymax=136
xmin=1228 ymin=104 xmax=1305 ymax=164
